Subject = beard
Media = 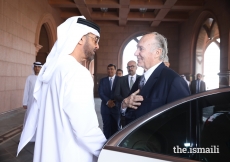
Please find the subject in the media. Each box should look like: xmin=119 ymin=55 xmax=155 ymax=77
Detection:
xmin=83 ymin=39 xmax=95 ymax=60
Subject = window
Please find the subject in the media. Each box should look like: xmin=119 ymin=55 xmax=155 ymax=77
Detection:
xmin=197 ymin=92 xmax=230 ymax=162
xmin=123 ymin=36 xmax=144 ymax=75
xmin=119 ymin=91 xmax=230 ymax=161
xmin=203 ymin=42 xmax=220 ymax=90
xmin=119 ymin=102 xmax=192 ymax=159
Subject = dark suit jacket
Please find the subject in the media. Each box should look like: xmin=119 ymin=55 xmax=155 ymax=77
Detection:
xmin=125 ymin=62 xmax=190 ymax=124
xmin=114 ymin=74 xmax=141 ymax=102
xmin=98 ymin=76 xmax=119 ymax=112
xmin=190 ymin=79 xmax=206 ymax=94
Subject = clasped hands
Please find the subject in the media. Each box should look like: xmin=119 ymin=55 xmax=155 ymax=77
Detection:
xmin=122 ymin=89 xmax=144 ymax=109
xmin=107 ymin=100 xmax=115 ymax=108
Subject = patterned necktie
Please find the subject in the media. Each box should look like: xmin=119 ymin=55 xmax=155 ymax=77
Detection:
xmin=138 ymin=75 xmax=145 ymax=90
xmin=130 ymin=77 xmax=134 ymax=89
xmin=109 ymin=77 xmax=113 ymax=90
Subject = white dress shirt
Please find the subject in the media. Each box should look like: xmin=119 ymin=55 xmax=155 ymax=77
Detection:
xmin=128 ymin=74 xmax=137 ymax=87
xmin=109 ymin=75 xmax=116 ymax=89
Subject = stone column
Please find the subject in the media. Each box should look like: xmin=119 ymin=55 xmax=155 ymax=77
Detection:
xmin=218 ymin=71 xmax=230 ymax=88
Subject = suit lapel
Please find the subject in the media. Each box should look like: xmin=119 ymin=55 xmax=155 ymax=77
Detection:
xmin=106 ymin=77 xmax=111 ymax=91
xmin=112 ymin=76 xmax=117 ymax=91
xmin=140 ymin=63 xmax=165 ymax=96
xmin=125 ymin=75 xmax=130 ymax=90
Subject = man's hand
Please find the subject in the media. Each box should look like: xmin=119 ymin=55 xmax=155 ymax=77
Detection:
xmin=107 ymin=100 xmax=115 ymax=108
xmin=23 ymin=105 xmax=27 ymax=109
xmin=121 ymin=89 xmax=143 ymax=109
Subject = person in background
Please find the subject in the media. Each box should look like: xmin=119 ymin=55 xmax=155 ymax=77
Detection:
xmin=180 ymin=75 xmax=190 ymax=87
xmin=98 ymin=64 xmax=120 ymax=139
xmin=114 ymin=60 xmax=140 ymax=127
xmin=190 ymin=73 xmax=206 ymax=94
xmin=17 ymin=16 xmax=106 ymax=162
xmin=116 ymin=69 xmax=123 ymax=77
xmin=163 ymin=55 xmax=170 ymax=67
xmin=22 ymin=62 xmax=42 ymax=128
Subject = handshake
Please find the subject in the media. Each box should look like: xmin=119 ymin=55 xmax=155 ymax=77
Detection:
xmin=107 ymin=100 xmax=116 ymax=108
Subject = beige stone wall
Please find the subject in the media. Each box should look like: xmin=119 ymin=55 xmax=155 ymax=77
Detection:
xmin=0 ymin=0 xmax=62 ymax=113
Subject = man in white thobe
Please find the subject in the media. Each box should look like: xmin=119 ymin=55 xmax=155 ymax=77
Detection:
xmin=17 ymin=16 xmax=107 ymax=162
xmin=22 ymin=62 xmax=42 ymax=127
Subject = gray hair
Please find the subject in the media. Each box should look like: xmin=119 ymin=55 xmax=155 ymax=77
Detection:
xmin=163 ymin=55 xmax=169 ymax=62
xmin=150 ymin=32 xmax=168 ymax=61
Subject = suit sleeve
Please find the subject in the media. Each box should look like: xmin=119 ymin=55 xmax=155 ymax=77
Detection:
xmin=114 ymin=77 xmax=123 ymax=102
xmin=98 ymin=78 xmax=110 ymax=103
xmin=167 ymin=76 xmax=191 ymax=103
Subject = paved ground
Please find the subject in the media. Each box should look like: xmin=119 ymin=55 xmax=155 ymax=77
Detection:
xmin=0 ymin=98 xmax=103 ymax=162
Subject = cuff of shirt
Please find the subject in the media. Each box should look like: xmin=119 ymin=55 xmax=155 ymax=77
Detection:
xmin=120 ymin=107 xmax=127 ymax=114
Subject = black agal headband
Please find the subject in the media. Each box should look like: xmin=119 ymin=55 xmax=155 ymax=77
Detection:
xmin=77 ymin=18 xmax=100 ymax=33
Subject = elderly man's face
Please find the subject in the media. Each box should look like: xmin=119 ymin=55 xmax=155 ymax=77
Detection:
xmin=83 ymin=33 xmax=99 ymax=60
xmin=127 ymin=61 xmax=137 ymax=76
xmin=134 ymin=34 xmax=161 ymax=70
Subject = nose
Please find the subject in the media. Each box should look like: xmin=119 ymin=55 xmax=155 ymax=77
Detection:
xmin=95 ymin=43 xmax=99 ymax=49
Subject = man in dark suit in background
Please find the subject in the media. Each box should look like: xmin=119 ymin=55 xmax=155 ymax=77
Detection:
xmin=190 ymin=73 xmax=206 ymax=94
xmin=98 ymin=64 xmax=120 ymax=139
xmin=116 ymin=69 xmax=123 ymax=77
xmin=114 ymin=60 xmax=140 ymax=127
xmin=121 ymin=32 xmax=190 ymax=125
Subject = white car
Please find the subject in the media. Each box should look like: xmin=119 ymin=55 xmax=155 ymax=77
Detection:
xmin=98 ymin=88 xmax=230 ymax=162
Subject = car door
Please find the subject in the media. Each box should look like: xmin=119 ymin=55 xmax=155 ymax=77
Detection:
xmin=194 ymin=91 xmax=230 ymax=162
xmin=98 ymin=88 xmax=230 ymax=162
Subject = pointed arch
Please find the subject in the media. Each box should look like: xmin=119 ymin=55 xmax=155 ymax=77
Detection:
xmin=117 ymin=31 xmax=148 ymax=69
xmin=35 ymin=13 xmax=57 ymax=54
xmin=191 ymin=10 xmax=220 ymax=79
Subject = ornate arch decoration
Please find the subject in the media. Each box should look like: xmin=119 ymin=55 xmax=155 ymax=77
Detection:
xmin=34 ymin=13 xmax=57 ymax=54
xmin=191 ymin=10 xmax=220 ymax=78
xmin=117 ymin=31 xmax=148 ymax=68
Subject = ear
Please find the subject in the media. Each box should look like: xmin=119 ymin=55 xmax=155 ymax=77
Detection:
xmin=155 ymin=48 xmax=162 ymax=57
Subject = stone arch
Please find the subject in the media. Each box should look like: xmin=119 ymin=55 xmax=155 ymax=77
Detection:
xmin=191 ymin=10 xmax=220 ymax=79
xmin=34 ymin=13 xmax=57 ymax=54
xmin=117 ymin=31 xmax=148 ymax=68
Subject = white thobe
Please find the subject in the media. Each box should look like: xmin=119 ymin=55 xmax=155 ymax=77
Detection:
xmin=18 ymin=55 xmax=106 ymax=162
xmin=22 ymin=74 xmax=37 ymax=126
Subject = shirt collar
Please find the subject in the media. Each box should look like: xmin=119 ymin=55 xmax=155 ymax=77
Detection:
xmin=109 ymin=75 xmax=116 ymax=80
xmin=144 ymin=62 xmax=162 ymax=82
xmin=129 ymin=74 xmax=136 ymax=79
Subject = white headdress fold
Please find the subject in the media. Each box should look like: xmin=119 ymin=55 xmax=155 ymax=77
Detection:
xmin=34 ymin=16 xmax=100 ymax=107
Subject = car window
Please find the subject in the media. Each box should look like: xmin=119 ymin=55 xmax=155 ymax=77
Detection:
xmin=119 ymin=102 xmax=192 ymax=159
xmin=197 ymin=92 xmax=230 ymax=162
xmin=118 ymin=91 xmax=230 ymax=161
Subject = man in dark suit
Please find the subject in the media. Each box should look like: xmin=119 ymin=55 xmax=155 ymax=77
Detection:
xmin=190 ymin=73 xmax=206 ymax=94
xmin=121 ymin=32 xmax=190 ymax=125
xmin=116 ymin=69 xmax=123 ymax=77
xmin=98 ymin=64 xmax=120 ymax=139
xmin=114 ymin=60 xmax=140 ymax=127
